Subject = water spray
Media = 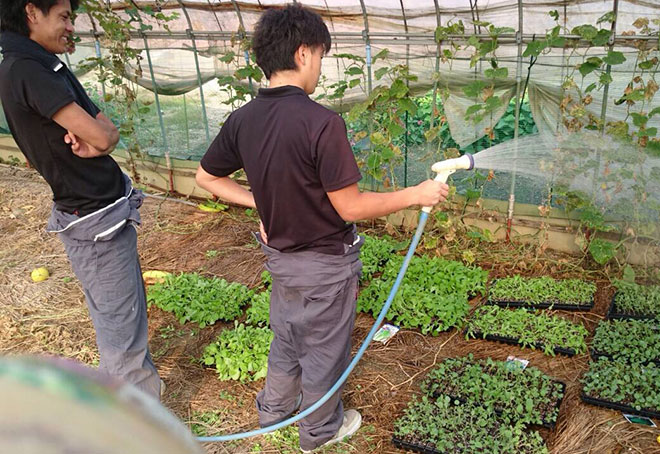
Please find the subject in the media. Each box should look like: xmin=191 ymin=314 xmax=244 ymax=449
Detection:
xmin=197 ymin=155 xmax=475 ymax=444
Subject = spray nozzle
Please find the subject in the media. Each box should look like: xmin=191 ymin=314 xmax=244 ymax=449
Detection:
xmin=422 ymin=154 xmax=475 ymax=213
xmin=431 ymin=153 xmax=474 ymax=174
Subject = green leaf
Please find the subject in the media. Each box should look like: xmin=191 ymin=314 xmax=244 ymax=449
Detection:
xmin=599 ymin=73 xmax=613 ymax=85
xmin=639 ymin=60 xmax=656 ymax=70
xmin=585 ymin=83 xmax=597 ymax=93
xmin=572 ymin=24 xmax=598 ymax=41
xmin=389 ymin=79 xmax=409 ymax=98
xmin=345 ymin=66 xmax=363 ymax=76
xmin=523 ymin=40 xmax=546 ymax=58
xmin=549 ymin=10 xmax=559 ymax=21
xmin=578 ymin=61 xmax=600 ymax=77
xmin=465 ymin=104 xmax=483 ymax=116
xmin=592 ymin=29 xmax=612 ymax=46
xmin=603 ymin=50 xmax=626 ymax=65
xmin=597 ymin=12 xmax=616 ymax=24
xmin=589 ymin=238 xmax=616 ymax=265
xmin=374 ymin=67 xmax=388 ymax=80
xmin=370 ymin=131 xmax=387 ymax=146
xmin=398 ymin=97 xmax=417 ymax=115
xmin=484 ymin=67 xmax=508 ymax=79
xmin=631 ymin=113 xmax=648 ymax=127
xmin=349 ymin=78 xmax=361 ymax=88
xmin=462 ymin=80 xmax=486 ymax=98
xmin=640 ymin=127 xmax=657 ymax=138
xmin=219 ymin=52 xmax=235 ymax=63
xmin=372 ymin=48 xmax=389 ymax=63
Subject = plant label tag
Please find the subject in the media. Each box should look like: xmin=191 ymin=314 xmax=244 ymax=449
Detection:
xmin=506 ymin=355 xmax=530 ymax=370
xmin=373 ymin=324 xmax=400 ymax=344
xmin=623 ymin=414 xmax=656 ymax=427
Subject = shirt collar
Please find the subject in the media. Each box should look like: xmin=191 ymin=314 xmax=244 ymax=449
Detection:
xmin=257 ymin=85 xmax=307 ymax=98
xmin=0 ymin=31 xmax=64 ymax=73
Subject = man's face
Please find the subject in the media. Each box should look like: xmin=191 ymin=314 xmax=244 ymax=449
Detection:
xmin=27 ymin=0 xmax=75 ymax=54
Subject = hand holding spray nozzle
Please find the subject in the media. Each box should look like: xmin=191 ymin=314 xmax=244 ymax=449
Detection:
xmin=422 ymin=153 xmax=474 ymax=213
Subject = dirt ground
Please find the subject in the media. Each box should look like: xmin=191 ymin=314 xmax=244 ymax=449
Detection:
xmin=1 ymin=164 xmax=659 ymax=454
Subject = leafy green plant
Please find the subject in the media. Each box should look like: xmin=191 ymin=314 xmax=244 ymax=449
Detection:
xmin=201 ymin=322 xmax=273 ymax=382
xmin=466 ymin=306 xmax=589 ymax=355
xmin=393 ymin=395 xmax=548 ymax=454
xmin=592 ymin=319 xmax=660 ymax=364
xmin=245 ymin=291 xmax=270 ymax=327
xmin=148 ymin=273 xmax=252 ymax=328
xmin=358 ymin=256 xmax=487 ymax=335
xmin=489 ymin=276 xmax=596 ymax=306
xmin=359 ymin=234 xmax=405 ymax=282
xmin=582 ymin=359 xmax=660 ymax=412
xmin=612 ymin=280 xmax=660 ymax=318
xmin=422 ymin=355 xmax=564 ymax=427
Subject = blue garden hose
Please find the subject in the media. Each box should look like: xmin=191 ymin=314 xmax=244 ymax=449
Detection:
xmin=197 ymin=211 xmax=429 ymax=443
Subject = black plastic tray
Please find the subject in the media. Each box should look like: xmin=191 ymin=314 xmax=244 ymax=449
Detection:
xmin=392 ymin=436 xmax=440 ymax=454
xmin=580 ymin=392 xmax=660 ymax=419
xmin=606 ymin=294 xmax=658 ymax=321
xmin=487 ymin=299 xmax=594 ymax=311
xmin=465 ymin=330 xmax=577 ymax=357
xmin=589 ymin=349 xmax=660 ymax=366
xmin=430 ymin=381 xmax=566 ymax=429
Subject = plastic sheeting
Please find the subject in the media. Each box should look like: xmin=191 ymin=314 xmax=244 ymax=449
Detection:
xmin=1 ymin=1 xmax=659 ymax=182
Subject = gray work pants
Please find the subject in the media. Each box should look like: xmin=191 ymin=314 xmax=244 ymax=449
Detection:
xmin=255 ymin=234 xmax=362 ymax=451
xmin=61 ymin=224 xmax=160 ymax=398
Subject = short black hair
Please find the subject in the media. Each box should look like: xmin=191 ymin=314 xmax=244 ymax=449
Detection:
xmin=0 ymin=0 xmax=79 ymax=36
xmin=252 ymin=5 xmax=331 ymax=80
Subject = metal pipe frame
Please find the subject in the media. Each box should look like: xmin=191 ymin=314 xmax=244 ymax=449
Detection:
xmin=74 ymin=29 xmax=660 ymax=46
xmin=506 ymin=0 xmax=524 ymax=241
xmin=178 ymin=0 xmax=211 ymax=143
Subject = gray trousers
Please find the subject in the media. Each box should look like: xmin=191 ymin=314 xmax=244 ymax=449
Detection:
xmin=61 ymin=224 xmax=160 ymax=398
xmin=255 ymin=234 xmax=362 ymax=451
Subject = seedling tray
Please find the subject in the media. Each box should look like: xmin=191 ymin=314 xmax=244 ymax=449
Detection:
xmin=487 ymin=299 xmax=593 ymax=311
xmin=466 ymin=330 xmax=577 ymax=357
xmin=606 ymin=294 xmax=658 ymax=321
xmin=392 ymin=436 xmax=440 ymax=454
xmin=581 ymin=392 xmax=660 ymax=420
xmin=430 ymin=381 xmax=566 ymax=429
xmin=589 ymin=349 xmax=660 ymax=367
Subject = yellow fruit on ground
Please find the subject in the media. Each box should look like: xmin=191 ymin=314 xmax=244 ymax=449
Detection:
xmin=31 ymin=267 xmax=50 ymax=282
xmin=142 ymin=270 xmax=171 ymax=285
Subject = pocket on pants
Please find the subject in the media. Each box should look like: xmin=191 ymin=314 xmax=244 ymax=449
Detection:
xmin=302 ymin=280 xmax=350 ymax=330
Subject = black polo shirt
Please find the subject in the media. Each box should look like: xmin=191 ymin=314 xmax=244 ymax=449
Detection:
xmin=0 ymin=32 xmax=123 ymax=215
xmin=201 ymin=85 xmax=362 ymax=255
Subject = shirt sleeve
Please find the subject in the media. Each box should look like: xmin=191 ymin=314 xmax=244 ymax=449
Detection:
xmin=200 ymin=116 xmax=243 ymax=177
xmin=14 ymin=60 xmax=75 ymax=120
xmin=315 ymin=114 xmax=362 ymax=192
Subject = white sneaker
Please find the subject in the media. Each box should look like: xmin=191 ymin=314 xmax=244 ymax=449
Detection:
xmin=300 ymin=409 xmax=362 ymax=453
xmin=160 ymin=379 xmax=166 ymax=399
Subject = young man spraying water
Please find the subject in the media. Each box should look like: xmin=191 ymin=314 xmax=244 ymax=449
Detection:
xmin=196 ymin=5 xmax=448 ymax=451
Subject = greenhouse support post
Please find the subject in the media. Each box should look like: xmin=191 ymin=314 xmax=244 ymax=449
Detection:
xmin=430 ymin=0 xmax=441 ymax=132
xmin=507 ymin=0 xmax=524 ymax=242
xmin=178 ymin=0 xmax=210 ymax=144
xmin=359 ymin=0 xmax=375 ymax=190
xmin=593 ymin=0 xmax=619 ymax=197
xmin=399 ymin=0 xmax=409 ymax=187
xmin=141 ymin=31 xmax=174 ymax=193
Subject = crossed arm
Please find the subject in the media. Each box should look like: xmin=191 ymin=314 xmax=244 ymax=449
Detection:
xmin=53 ymin=102 xmax=119 ymax=158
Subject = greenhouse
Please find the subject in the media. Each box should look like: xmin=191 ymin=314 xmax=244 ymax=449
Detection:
xmin=1 ymin=0 xmax=659 ymax=453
